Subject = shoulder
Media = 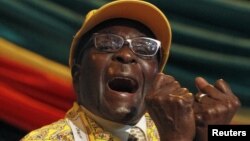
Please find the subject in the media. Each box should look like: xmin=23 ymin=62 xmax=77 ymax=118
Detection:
xmin=21 ymin=119 xmax=74 ymax=141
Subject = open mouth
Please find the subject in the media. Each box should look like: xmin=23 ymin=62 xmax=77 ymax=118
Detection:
xmin=108 ymin=77 xmax=139 ymax=93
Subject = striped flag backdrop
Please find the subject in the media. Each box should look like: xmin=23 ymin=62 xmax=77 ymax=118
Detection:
xmin=0 ymin=0 xmax=249 ymax=140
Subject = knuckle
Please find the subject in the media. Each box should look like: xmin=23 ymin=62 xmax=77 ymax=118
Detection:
xmin=227 ymin=99 xmax=240 ymax=109
xmin=230 ymin=97 xmax=241 ymax=107
xmin=177 ymin=98 xmax=184 ymax=105
xmin=205 ymin=108 xmax=216 ymax=115
xmin=216 ymin=79 xmax=225 ymax=84
xmin=153 ymin=95 xmax=166 ymax=103
xmin=182 ymin=88 xmax=190 ymax=94
xmin=195 ymin=114 xmax=205 ymax=126
xmin=216 ymin=105 xmax=228 ymax=114
xmin=227 ymin=102 xmax=233 ymax=109
xmin=155 ymin=74 xmax=166 ymax=83
xmin=173 ymin=81 xmax=180 ymax=87
xmin=166 ymin=75 xmax=175 ymax=80
xmin=168 ymin=95 xmax=175 ymax=102
xmin=234 ymin=101 xmax=241 ymax=108
xmin=164 ymin=75 xmax=176 ymax=83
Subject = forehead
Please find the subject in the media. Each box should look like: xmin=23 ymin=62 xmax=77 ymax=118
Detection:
xmin=96 ymin=26 xmax=146 ymax=38
xmin=91 ymin=18 xmax=156 ymax=39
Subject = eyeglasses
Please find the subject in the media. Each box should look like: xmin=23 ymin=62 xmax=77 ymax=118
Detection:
xmin=93 ymin=33 xmax=161 ymax=58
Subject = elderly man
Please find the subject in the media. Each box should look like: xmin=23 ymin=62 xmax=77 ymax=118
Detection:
xmin=22 ymin=0 xmax=240 ymax=141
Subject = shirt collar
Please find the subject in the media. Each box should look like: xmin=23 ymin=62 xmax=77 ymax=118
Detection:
xmin=80 ymin=105 xmax=147 ymax=141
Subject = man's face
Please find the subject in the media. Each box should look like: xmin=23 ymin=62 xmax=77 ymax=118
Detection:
xmin=74 ymin=25 xmax=159 ymax=125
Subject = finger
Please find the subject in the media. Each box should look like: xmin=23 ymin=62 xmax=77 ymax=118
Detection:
xmin=195 ymin=77 xmax=209 ymax=91
xmin=182 ymin=92 xmax=194 ymax=104
xmin=152 ymin=73 xmax=166 ymax=90
xmin=152 ymin=73 xmax=175 ymax=90
xmin=173 ymin=88 xmax=190 ymax=96
xmin=225 ymin=101 xmax=241 ymax=123
xmin=199 ymin=84 xmax=226 ymax=101
xmin=163 ymin=75 xmax=177 ymax=84
xmin=195 ymin=92 xmax=218 ymax=105
xmin=161 ymin=80 xmax=181 ymax=95
xmin=214 ymin=79 xmax=232 ymax=95
xmin=169 ymin=89 xmax=193 ymax=104
xmin=195 ymin=93 xmax=207 ymax=103
xmin=195 ymin=77 xmax=225 ymax=101
xmin=215 ymin=79 xmax=241 ymax=108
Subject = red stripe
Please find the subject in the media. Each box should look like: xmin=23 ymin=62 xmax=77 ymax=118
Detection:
xmin=0 ymin=83 xmax=66 ymax=131
xmin=0 ymin=56 xmax=76 ymax=101
xmin=0 ymin=56 xmax=76 ymax=131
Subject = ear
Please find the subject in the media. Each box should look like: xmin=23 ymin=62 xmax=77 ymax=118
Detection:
xmin=71 ymin=64 xmax=81 ymax=94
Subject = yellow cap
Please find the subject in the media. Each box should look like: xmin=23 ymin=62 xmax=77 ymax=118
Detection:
xmin=69 ymin=0 xmax=172 ymax=72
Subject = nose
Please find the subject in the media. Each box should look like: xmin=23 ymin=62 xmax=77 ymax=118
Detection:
xmin=112 ymin=46 xmax=136 ymax=64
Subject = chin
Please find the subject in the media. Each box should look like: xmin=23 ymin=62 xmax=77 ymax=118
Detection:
xmin=111 ymin=106 xmax=144 ymax=125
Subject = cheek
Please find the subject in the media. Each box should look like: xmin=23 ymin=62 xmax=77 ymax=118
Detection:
xmin=79 ymin=51 xmax=113 ymax=94
xmin=142 ymin=60 xmax=159 ymax=82
xmin=84 ymin=51 xmax=111 ymax=73
xmin=78 ymin=51 xmax=112 ymax=103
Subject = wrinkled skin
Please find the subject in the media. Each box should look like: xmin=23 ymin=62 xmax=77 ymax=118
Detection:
xmin=193 ymin=77 xmax=241 ymax=141
xmin=146 ymin=74 xmax=240 ymax=141
xmin=146 ymin=74 xmax=196 ymax=141
xmin=72 ymin=25 xmax=159 ymax=125
xmin=72 ymin=23 xmax=241 ymax=141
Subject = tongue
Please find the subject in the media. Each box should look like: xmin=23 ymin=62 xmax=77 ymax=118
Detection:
xmin=108 ymin=78 xmax=138 ymax=93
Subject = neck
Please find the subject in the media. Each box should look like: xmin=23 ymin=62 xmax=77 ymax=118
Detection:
xmin=80 ymin=106 xmax=131 ymax=132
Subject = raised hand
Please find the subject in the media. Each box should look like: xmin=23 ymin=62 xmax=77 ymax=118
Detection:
xmin=193 ymin=77 xmax=241 ymax=141
xmin=146 ymin=73 xmax=195 ymax=141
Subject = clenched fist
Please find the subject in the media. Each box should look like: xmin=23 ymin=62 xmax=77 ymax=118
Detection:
xmin=146 ymin=73 xmax=195 ymax=141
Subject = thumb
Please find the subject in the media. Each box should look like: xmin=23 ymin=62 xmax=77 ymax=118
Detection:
xmin=152 ymin=73 xmax=167 ymax=90
xmin=152 ymin=73 xmax=176 ymax=90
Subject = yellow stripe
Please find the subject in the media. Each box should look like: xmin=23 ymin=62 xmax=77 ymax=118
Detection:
xmin=232 ymin=107 xmax=250 ymax=124
xmin=79 ymin=112 xmax=95 ymax=141
xmin=0 ymin=38 xmax=71 ymax=80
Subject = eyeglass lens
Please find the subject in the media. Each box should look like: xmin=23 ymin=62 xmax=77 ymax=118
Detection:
xmin=94 ymin=34 xmax=160 ymax=57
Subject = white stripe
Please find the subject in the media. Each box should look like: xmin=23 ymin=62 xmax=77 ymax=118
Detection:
xmin=66 ymin=118 xmax=89 ymax=141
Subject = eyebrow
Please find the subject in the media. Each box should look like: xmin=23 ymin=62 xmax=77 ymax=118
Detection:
xmin=96 ymin=31 xmax=147 ymax=38
xmin=100 ymin=30 xmax=113 ymax=34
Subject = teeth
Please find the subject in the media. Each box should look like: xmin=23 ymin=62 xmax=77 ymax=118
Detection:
xmin=108 ymin=77 xmax=138 ymax=93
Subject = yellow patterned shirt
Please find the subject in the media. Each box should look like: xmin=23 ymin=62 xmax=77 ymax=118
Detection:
xmin=21 ymin=119 xmax=74 ymax=141
xmin=21 ymin=103 xmax=159 ymax=141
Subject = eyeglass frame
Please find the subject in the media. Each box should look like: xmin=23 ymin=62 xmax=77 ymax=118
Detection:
xmin=92 ymin=33 xmax=161 ymax=59
xmin=74 ymin=33 xmax=162 ymax=65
